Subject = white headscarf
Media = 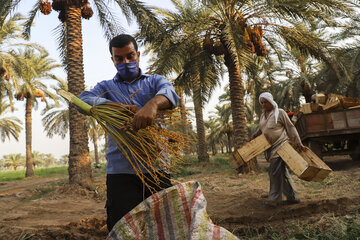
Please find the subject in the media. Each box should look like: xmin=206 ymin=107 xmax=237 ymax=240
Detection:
xmin=259 ymin=92 xmax=279 ymax=124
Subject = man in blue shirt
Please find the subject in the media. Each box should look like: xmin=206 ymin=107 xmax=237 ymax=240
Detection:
xmin=78 ymin=34 xmax=180 ymax=231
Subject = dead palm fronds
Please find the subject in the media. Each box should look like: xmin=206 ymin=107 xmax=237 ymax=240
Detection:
xmin=58 ymin=90 xmax=190 ymax=192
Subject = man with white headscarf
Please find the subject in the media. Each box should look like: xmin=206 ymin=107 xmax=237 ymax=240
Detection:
xmin=251 ymin=92 xmax=305 ymax=206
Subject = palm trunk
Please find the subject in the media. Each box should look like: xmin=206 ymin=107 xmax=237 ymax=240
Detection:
xmin=192 ymin=85 xmax=209 ymax=163
xmin=179 ymin=90 xmax=187 ymax=135
xmin=93 ymin=131 xmax=99 ymax=167
xmin=25 ymin=96 xmax=34 ymax=177
xmin=226 ymin=132 xmax=232 ymax=153
xmin=66 ymin=6 xmax=92 ymax=187
xmin=224 ymin=52 xmax=258 ymax=172
xmin=211 ymin=143 xmax=217 ymax=156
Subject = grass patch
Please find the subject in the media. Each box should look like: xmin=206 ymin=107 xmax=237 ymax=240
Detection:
xmin=0 ymin=165 xmax=68 ymax=182
xmin=92 ymin=163 xmax=107 ymax=178
xmin=34 ymin=166 xmax=68 ymax=177
xmin=301 ymin=181 xmax=327 ymax=189
xmin=244 ymin=213 xmax=360 ymax=240
xmin=260 ymin=166 xmax=269 ymax=173
xmin=16 ymin=233 xmax=34 ymax=240
xmin=27 ymin=181 xmax=65 ymax=201
xmin=173 ymin=154 xmax=233 ymax=179
xmin=172 ymin=168 xmax=202 ymax=179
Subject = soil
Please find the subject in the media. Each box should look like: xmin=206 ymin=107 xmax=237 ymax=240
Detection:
xmin=0 ymin=155 xmax=359 ymax=239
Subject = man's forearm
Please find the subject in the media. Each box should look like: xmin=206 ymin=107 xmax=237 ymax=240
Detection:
xmin=144 ymin=95 xmax=172 ymax=111
xmin=131 ymin=95 xmax=172 ymax=130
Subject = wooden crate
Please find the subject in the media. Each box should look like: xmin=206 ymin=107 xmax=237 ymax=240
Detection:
xmin=341 ymin=97 xmax=360 ymax=109
xmin=277 ymin=142 xmax=332 ymax=182
xmin=301 ymin=103 xmax=312 ymax=114
xmin=229 ymin=151 xmax=244 ymax=169
xmin=315 ymin=93 xmax=326 ymax=104
xmin=310 ymin=103 xmax=323 ymax=112
xmin=300 ymin=149 xmax=332 ymax=182
xmin=230 ymin=134 xmax=271 ymax=166
xmin=323 ymin=99 xmax=341 ymax=111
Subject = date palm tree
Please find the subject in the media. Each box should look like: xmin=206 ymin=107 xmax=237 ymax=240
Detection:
xmin=139 ymin=0 xmax=223 ymax=162
xmin=41 ymin=78 xmax=69 ymax=139
xmin=196 ymin=0 xmax=357 ymax=171
xmin=3 ymin=153 xmax=25 ymax=170
xmin=204 ymin=117 xmax=221 ymax=156
xmin=0 ymin=100 xmax=22 ymax=142
xmin=12 ymin=48 xmax=60 ymax=177
xmin=32 ymin=150 xmax=45 ymax=168
xmin=88 ymin=117 xmax=105 ymax=167
xmin=2 ymin=0 xmax=163 ymax=187
xmin=214 ymin=104 xmax=233 ymax=152
xmin=0 ymin=14 xmax=41 ymax=108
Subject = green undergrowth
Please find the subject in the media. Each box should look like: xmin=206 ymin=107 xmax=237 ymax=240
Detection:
xmin=27 ymin=181 xmax=65 ymax=201
xmin=0 ymin=163 xmax=107 ymax=182
xmin=0 ymin=165 xmax=68 ymax=181
xmin=242 ymin=209 xmax=360 ymax=240
xmin=173 ymin=154 xmax=233 ymax=179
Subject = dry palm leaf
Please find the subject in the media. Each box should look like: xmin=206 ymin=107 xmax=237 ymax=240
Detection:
xmin=58 ymin=90 xmax=190 ymax=192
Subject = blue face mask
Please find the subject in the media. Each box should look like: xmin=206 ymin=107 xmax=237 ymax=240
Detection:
xmin=116 ymin=61 xmax=139 ymax=80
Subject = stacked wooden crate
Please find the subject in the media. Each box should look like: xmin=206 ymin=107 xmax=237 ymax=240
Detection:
xmin=230 ymin=135 xmax=332 ymax=182
xmin=299 ymin=94 xmax=360 ymax=114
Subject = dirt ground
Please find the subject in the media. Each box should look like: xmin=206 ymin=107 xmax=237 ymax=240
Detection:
xmin=0 ymin=155 xmax=359 ymax=239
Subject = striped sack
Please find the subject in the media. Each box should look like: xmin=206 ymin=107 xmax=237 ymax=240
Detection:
xmin=108 ymin=181 xmax=239 ymax=240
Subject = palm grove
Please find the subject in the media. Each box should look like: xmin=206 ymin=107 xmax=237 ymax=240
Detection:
xmin=1 ymin=0 xmax=360 ymax=185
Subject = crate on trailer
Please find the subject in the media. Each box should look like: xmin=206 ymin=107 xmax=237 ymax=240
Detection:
xmin=310 ymin=103 xmax=323 ymax=112
xmin=315 ymin=93 xmax=326 ymax=104
xmin=230 ymin=134 xmax=271 ymax=166
xmin=341 ymin=97 xmax=360 ymax=109
xmin=301 ymin=103 xmax=312 ymax=114
xmin=277 ymin=142 xmax=332 ymax=182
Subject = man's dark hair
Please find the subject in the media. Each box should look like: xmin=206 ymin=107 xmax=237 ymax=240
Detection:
xmin=109 ymin=34 xmax=138 ymax=54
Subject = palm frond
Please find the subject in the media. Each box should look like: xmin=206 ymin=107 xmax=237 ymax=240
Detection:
xmin=23 ymin=0 xmax=41 ymax=39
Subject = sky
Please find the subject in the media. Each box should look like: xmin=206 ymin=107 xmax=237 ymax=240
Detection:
xmin=1 ymin=0 xmax=226 ymax=159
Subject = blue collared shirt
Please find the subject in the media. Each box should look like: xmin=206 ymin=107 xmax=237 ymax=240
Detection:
xmin=79 ymin=69 xmax=180 ymax=174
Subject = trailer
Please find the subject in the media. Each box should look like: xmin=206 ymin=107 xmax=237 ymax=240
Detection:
xmin=295 ymin=108 xmax=360 ymax=160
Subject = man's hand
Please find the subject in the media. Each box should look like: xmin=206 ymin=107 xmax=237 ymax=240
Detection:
xmin=132 ymin=102 xmax=158 ymax=131
xmin=106 ymin=102 xmax=139 ymax=131
xmin=131 ymin=95 xmax=172 ymax=131
xmin=295 ymin=143 xmax=307 ymax=152
xmin=126 ymin=104 xmax=139 ymax=114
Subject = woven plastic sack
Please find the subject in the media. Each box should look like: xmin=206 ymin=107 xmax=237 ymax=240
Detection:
xmin=108 ymin=181 xmax=239 ymax=240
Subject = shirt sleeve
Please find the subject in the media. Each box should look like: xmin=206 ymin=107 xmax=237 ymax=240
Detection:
xmin=251 ymin=128 xmax=262 ymax=139
xmin=153 ymin=75 xmax=180 ymax=109
xmin=279 ymin=109 xmax=302 ymax=146
xmin=78 ymin=82 xmax=111 ymax=115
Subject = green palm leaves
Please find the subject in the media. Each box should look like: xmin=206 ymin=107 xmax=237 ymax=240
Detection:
xmin=0 ymin=100 xmax=22 ymax=142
